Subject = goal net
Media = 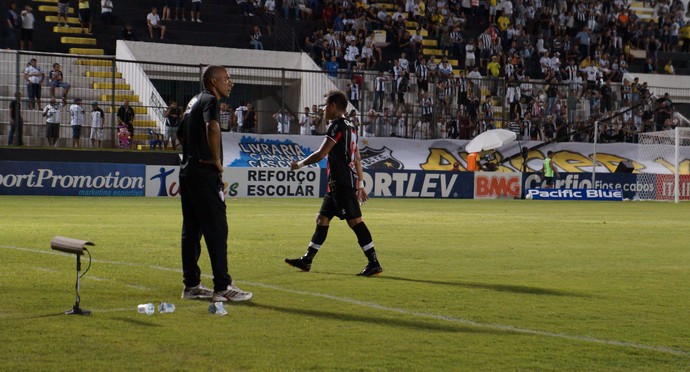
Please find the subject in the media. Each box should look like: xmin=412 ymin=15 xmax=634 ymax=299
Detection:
xmin=636 ymin=127 xmax=690 ymax=202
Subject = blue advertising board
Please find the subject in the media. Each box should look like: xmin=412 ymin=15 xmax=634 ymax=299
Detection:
xmin=0 ymin=161 xmax=146 ymax=196
xmin=522 ymin=172 xmax=645 ymax=200
xmin=525 ymin=188 xmax=623 ymax=201
xmin=362 ymin=170 xmax=474 ymax=198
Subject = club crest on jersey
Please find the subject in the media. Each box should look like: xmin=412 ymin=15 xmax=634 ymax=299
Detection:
xmin=359 ymin=146 xmax=404 ymax=170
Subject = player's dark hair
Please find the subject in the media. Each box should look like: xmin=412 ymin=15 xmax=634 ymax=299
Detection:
xmin=324 ymin=89 xmax=348 ymax=111
xmin=202 ymin=65 xmax=225 ymax=90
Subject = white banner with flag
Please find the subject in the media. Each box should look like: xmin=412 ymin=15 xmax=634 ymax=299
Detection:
xmin=222 ymin=132 xmax=687 ymax=174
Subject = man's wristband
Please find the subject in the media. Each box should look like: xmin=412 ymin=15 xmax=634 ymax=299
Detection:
xmin=297 ymin=160 xmax=306 ymax=169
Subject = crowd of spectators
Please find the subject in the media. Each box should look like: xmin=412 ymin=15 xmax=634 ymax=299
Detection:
xmin=290 ymin=0 xmax=690 ymax=141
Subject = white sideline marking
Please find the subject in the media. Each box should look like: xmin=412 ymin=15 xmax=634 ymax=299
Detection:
xmin=2 ymin=244 xmax=689 ymax=357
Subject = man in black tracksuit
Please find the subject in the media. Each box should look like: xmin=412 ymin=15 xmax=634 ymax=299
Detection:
xmin=177 ymin=65 xmax=253 ymax=303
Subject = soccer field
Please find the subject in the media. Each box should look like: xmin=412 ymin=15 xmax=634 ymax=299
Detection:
xmin=0 ymin=196 xmax=689 ymax=370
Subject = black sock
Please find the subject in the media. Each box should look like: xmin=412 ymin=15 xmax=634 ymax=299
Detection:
xmin=352 ymin=222 xmax=378 ymax=264
xmin=304 ymin=225 xmax=329 ymax=262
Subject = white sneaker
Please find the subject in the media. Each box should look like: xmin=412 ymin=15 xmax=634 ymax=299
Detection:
xmin=212 ymin=284 xmax=253 ymax=302
xmin=196 ymin=19 xmax=202 ymax=23
xmin=181 ymin=283 xmax=213 ymax=299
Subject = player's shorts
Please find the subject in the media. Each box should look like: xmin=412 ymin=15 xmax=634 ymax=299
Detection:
xmin=57 ymin=2 xmax=69 ymax=15
xmin=192 ymin=2 xmax=201 ymax=11
xmin=50 ymin=81 xmax=71 ymax=89
xmin=489 ymin=6 xmax=497 ymax=15
xmin=319 ymin=187 xmax=362 ymax=221
xmin=544 ymin=176 xmax=554 ymax=185
xmin=21 ymin=28 xmax=33 ymax=42
xmin=72 ymin=125 xmax=82 ymax=139
xmin=90 ymin=128 xmax=104 ymax=140
xmin=46 ymin=123 xmax=60 ymax=139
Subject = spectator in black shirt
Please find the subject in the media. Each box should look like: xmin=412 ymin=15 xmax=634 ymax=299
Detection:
xmin=117 ymin=98 xmax=135 ymax=144
xmin=8 ymin=92 xmax=23 ymax=146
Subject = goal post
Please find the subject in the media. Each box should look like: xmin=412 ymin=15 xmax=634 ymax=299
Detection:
xmin=637 ymin=127 xmax=690 ymax=202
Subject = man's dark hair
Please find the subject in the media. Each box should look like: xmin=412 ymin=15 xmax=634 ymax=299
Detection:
xmin=324 ymin=89 xmax=348 ymax=111
xmin=202 ymin=65 xmax=225 ymax=90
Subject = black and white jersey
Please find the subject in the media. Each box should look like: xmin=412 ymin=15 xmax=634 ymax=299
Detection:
xmin=325 ymin=116 xmax=359 ymax=190
xmin=415 ymin=64 xmax=428 ymax=81
xmin=420 ymin=97 xmax=433 ymax=115
xmin=374 ymin=76 xmax=387 ymax=92
xmin=178 ymin=90 xmax=221 ymax=167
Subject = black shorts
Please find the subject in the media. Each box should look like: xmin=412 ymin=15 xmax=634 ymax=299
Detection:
xmin=79 ymin=9 xmax=91 ymax=23
xmin=319 ymin=188 xmax=362 ymax=220
xmin=544 ymin=176 xmax=554 ymax=185
xmin=21 ymin=28 xmax=33 ymax=42
xmin=192 ymin=2 xmax=201 ymax=11
xmin=46 ymin=123 xmax=60 ymax=139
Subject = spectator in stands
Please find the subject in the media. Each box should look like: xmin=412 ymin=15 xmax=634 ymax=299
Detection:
xmin=162 ymin=0 xmax=172 ymax=21
xmin=147 ymin=7 xmax=166 ymax=40
xmin=249 ymin=25 xmax=264 ymax=50
xmin=117 ymin=99 xmax=135 ymax=145
xmin=299 ymin=107 xmax=311 ymax=135
xmin=120 ymin=22 xmax=138 ymax=40
xmin=191 ymin=0 xmax=202 ymax=22
xmin=49 ymin=63 xmax=71 ymax=105
xmin=78 ymin=0 xmax=92 ymax=34
xmin=70 ymin=98 xmax=85 ymax=148
xmin=8 ymin=92 xmax=23 ymax=146
xmin=20 ymin=5 xmax=34 ymax=50
xmin=373 ymin=70 xmax=387 ymax=112
xmin=283 ymin=0 xmax=299 ymax=19
xmin=235 ymin=103 xmax=247 ymax=132
xmin=101 ymin=0 xmax=114 ymax=25
xmin=663 ymin=60 xmax=675 ymax=75
xmin=56 ymin=0 xmax=70 ymax=28
xmin=244 ymin=103 xmax=256 ymax=133
xmin=346 ymin=78 xmax=360 ymax=109
xmin=23 ymin=58 xmax=44 ymax=110
xmin=175 ymin=0 xmax=186 ymax=21
xmin=164 ymin=100 xmax=182 ymax=148
xmin=6 ymin=1 xmax=20 ymax=50
xmin=326 ymin=55 xmax=339 ymax=77
xmin=90 ymin=101 xmax=105 ymax=148
xmin=43 ymin=98 xmax=62 ymax=147
xmin=273 ymin=109 xmax=294 ymax=134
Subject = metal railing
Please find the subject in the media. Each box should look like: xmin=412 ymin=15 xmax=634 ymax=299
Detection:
xmin=3 ymin=49 xmax=690 ymax=149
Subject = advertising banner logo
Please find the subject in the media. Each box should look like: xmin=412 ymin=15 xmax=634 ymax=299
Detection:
xmin=474 ymin=173 xmax=522 ymax=199
xmin=362 ymin=170 xmax=473 ymax=198
xmin=0 ymin=161 xmax=145 ymax=196
xmin=525 ymin=188 xmax=623 ymax=201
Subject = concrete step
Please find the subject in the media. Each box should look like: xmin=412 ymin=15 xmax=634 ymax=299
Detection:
xmin=86 ymin=71 xmax=122 ymax=78
xmin=101 ymin=94 xmax=140 ymax=102
xmin=53 ymin=26 xmax=88 ymax=34
xmin=45 ymin=15 xmax=81 ymax=25
xmin=61 ymin=37 xmax=98 ymax=46
xmin=93 ymin=83 xmax=131 ymax=90
xmin=38 ymin=5 xmax=75 ymax=13
xmin=70 ymin=48 xmax=105 ymax=56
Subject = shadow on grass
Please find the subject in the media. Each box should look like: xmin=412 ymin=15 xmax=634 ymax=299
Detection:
xmin=245 ymin=302 xmax=517 ymax=335
xmin=112 ymin=316 xmax=163 ymax=327
xmin=379 ymin=275 xmax=591 ymax=298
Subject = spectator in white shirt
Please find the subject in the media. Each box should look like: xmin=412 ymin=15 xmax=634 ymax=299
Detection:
xmin=70 ymin=98 xmax=85 ymax=148
xmin=146 ymin=7 xmax=166 ymax=39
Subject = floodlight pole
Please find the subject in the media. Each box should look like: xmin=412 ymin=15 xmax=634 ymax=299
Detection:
xmin=592 ymin=120 xmax=599 ymax=186
xmin=65 ymin=251 xmax=90 ymax=316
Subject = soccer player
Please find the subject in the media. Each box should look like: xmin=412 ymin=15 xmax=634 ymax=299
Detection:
xmin=285 ymin=89 xmax=383 ymax=277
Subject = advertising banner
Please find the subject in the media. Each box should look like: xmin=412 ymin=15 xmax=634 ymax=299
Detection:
xmin=361 ymin=169 xmax=473 ymax=198
xmin=145 ymin=166 xmax=321 ymax=198
xmin=474 ymin=172 xmax=522 ymax=199
xmin=222 ymin=133 xmax=688 ymax=173
xmin=522 ymin=172 xmax=642 ymax=200
xmin=0 ymin=161 xmax=145 ymax=196
xmin=525 ymin=188 xmax=624 ymax=201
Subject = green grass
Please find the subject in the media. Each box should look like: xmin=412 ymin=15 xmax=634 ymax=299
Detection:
xmin=1 ymin=196 xmax=689 ymax=371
